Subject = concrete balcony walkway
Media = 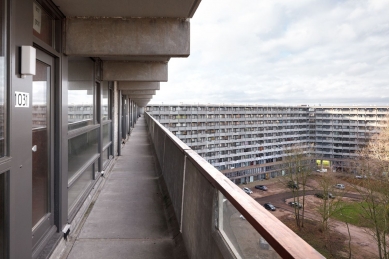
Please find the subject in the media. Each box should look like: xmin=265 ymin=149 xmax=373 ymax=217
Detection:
xmin=66 ymin=116 xmax=180 ymax=259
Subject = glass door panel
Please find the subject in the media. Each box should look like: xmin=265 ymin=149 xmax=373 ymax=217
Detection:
xmin=32 ymin=60 xmax=49 ymax=228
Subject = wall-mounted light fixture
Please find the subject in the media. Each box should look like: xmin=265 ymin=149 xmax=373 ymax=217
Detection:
xmin=21 ymin=46 xmax=36 ymax=78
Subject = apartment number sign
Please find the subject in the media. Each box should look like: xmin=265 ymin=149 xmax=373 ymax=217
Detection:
xmin=15 ymin=91 xmax=29 ymax=108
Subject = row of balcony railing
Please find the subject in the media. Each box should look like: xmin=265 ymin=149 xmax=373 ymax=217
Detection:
xmin=145 ymin=112 xmax=324 ymax=259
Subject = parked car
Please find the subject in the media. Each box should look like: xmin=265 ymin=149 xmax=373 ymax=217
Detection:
xmin=287 ymin=181 xmax=299 ymax=189
xmin=355 ymin=175 xmax=367 ymax=179
xmin=243 ymin=187 xmax=253 ymax=194
xmin=255 ymin=185 xmax=268 ymax=191
xmin=239 ymin=215 xmax=246 ymax=220
xmin=315 ymin=192 xmax=335 ymax=199
xmin=263 ymin=203 xmax=276 ymax=211
xmin=288 ymin=201 xmax=303 ymax=208
xmin=335 ymin=184 xmax=345 ymax=189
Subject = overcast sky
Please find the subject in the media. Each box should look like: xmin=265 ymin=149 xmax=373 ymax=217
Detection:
xmin=150 ymin=0 xmax=389 ymax=106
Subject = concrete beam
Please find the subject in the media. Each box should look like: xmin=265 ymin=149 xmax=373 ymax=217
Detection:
xmin=64 ymin=18 xmax=190 ymax=57
xmin=134 ymin=100 xmax=150 ymax=107
xmin=118 ymin=82 xmax=160 ymax=91
xmin=132 ymin=99 xmax=151 ymax=107
xmin=127 ymin=94 xmax=154 ymax=99
xmin=130 ymin=98 xmax=152 ymax=102
xmin=122 ymin=90 xmax=156 ymax=95
xmin=103 ymin=62 xmax=167 ymax=81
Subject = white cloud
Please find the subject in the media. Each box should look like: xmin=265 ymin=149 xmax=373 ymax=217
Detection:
xmin=150 ymin=0 xmax=389 ymax=106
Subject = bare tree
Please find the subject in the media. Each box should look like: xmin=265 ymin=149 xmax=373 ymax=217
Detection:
xmin=316 ymin=173 xmax=344 ymax=232
xmin=283 ymin=143 xmax=315 ymax=229
xmin=339 ymin=206 xmax=352 ymax=259
xmin=354 ymin=118 xmax=389 ymax=259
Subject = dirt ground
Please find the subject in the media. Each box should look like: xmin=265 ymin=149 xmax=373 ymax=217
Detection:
xmin=238 ymin=174 xmax=380 ymax=258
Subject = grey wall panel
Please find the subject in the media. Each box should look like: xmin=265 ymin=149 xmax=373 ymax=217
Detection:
xmin=182 ymin=161 xmax=223 ymax=259
xmin=162 ymin=138 xmax=185 ymax=224
xmin=9 ymin=0 xmax=34 ymax=257
xmin=154 ymin=126 xmax=165 ymax=169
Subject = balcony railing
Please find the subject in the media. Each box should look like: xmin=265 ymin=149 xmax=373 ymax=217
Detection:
xmin=145 ymin=112 xmax=324 ymax=259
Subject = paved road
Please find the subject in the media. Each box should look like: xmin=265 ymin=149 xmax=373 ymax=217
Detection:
xmin=255 ymin=190 xmax=361 ymax=214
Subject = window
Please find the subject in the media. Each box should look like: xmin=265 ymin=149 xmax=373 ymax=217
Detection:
xmin=68 ymin=129 xmax=98 ymax=181
xmin=67 ymin=129 xmax=99 ymax=216
xmin=33 ymin=1 xmax=54 ymax=47
xmin=102 ymin=123 xmax=111 ymax=147
xmin=68 ymin=163 xmax=94 ymax=212
xmin=68 ymin=58 xmax=94 ymax=130
xmin=101 ymin=81 xmax=110 ymax=121
xmin=0 ymin=0 xmax=5 ymax=157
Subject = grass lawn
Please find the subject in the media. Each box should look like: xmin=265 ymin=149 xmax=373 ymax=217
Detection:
xmin=280 ymin=215 xmax=348 ymax=259
xmin=332 ymin=201 xmax=371 ymax=228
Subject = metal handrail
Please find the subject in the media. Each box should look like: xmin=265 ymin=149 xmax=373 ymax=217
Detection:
xmin=145 ymin=112 xmax=325 ymax=259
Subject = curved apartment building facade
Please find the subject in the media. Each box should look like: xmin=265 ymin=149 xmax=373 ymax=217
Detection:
xmin=147 ymin=104 xmax=389 ymax=184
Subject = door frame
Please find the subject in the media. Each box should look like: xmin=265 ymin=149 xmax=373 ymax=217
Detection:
xmin=31 ymin=47 xmax=57 ymax=257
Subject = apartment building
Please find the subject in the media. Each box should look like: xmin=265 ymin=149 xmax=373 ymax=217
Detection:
xmin=146 ymin=104 xmax=389 ymax=184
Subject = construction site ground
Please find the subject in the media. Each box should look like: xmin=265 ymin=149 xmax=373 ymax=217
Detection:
xmin=238 ymin=173 xmax=379 ymax=259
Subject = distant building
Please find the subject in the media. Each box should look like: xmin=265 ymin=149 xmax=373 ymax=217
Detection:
xmin=147 ymin=104 xmax=389 ymax=184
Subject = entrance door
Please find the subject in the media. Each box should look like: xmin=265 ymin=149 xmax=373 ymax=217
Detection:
xmin=31 ymin=49 xmax=56 ymax=253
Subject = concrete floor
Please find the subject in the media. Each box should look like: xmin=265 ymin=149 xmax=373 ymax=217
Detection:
xmin=66 ymin=117 xmax=177 ymax=259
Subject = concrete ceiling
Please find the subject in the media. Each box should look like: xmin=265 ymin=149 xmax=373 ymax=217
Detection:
xmin=52 ymin=0 xmax=201 ymax=18
xmin=54 ymin=0 xmax=202 ymax=108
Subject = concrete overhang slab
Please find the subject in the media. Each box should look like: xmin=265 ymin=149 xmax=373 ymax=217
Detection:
xmin=100 ymin=56 xmax=170 ymax=62
xmin=122 ymin=90 xmax=157 ymax=95
xmin=126 ymin=94 xmax=154 ymax=99
xmin=133 ymin=100 xmax=150 ymax=107
xmin=118 ymin=82 xmax=160 ymax=91
xmin=103 ymin=62 xmax=167 ymax=81
xmin=130 ymin=98 xmax=152 ymax=102
xmin=53 ymin=0 xmax=201 ymax=18
xmin=131 ymin=98 xmax=151 ymax=106
xmin=65 ymin=18 xmax=189 ymax=58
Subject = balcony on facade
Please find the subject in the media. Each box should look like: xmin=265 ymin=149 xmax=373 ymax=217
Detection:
xmin=147 ymin=104 xmax=389 ymax=181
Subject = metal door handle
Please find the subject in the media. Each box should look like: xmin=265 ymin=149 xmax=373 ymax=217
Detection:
xmin=32 ymin=145 xmax=37 ymax=152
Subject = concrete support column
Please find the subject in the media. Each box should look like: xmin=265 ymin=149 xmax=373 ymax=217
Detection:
xmin=130 ymin=99 xmax=133 ymax=128
xmin=128 ymin=99 xmax=132 ymax=134
xmin=118 ymin=90 xmax=122 ymax=156
xmin=121 ymin=95 xmax=127 ymax=140
xmin=133 ymin=102 xmax=136 ymax=125
xmin=113 ymin=81 xmax=119 ymax=156
xmin=126 ymin=98 xmax=130 ymax=134
xmin=132 ymin=101 xmax=135 ymax=127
